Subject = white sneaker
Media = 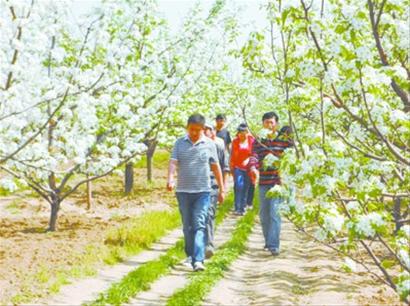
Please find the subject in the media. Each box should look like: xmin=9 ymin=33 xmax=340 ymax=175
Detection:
xmin=183 ymin=256 xmax=192 ymax=267
xmin=193 ymin=261 xmax=206 ymax=271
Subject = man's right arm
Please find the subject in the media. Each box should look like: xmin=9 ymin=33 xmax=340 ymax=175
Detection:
xmin=167 ymin=142 xmax=179 ymax=191
xmin=226 ymin=130 xmax=232 ymax=152
xmin=167 ymin=159 xmax=178 ymax=191
xmin=219 ymin=145 xmax=230 ymax=190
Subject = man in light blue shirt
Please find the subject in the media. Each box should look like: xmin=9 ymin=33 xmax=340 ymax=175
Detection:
xmin=167 ymin=114 xmax=225 ymax=271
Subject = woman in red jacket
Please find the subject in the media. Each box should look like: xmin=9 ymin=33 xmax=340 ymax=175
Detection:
xmin=230 ymin=123 xmax=254 ymax=215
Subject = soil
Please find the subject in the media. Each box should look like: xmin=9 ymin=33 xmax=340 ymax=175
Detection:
xmin=0 ymin=167 xmax=174 ymax=304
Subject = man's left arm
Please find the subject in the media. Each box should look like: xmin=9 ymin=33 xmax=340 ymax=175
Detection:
xmin=220 ymin=146 xmax=230 ymax=190
xmin=210 ymin=144 xmax=225 ymax=203
xmin=211 ymin=163 xmax=225 ymax=203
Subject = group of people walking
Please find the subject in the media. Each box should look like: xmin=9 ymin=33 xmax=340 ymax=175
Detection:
xmin=167 ymin=111 xmax=293 ymax=271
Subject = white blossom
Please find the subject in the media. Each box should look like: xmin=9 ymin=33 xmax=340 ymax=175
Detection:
xmin=264 ymin=153 xmax=279 ymax=168
xmin=314 ymin=228 xmax=327 ymax=241
xmin=346 ymin=201 xmax=360 ymax=212
xmin=258 ymin=128 xmax=272 ymax=139
xmin=400 ymin=225 xmax=410 ymax=238
xmin=323 ymin=210 xmax=344 ymax=233
xmin=356 ymin=212 xmax=385 ymax=237
xmin=399 ymin=249 xmax=410 ymax=270
xmin=0 ymin=178 xmax=18 ymax=192
xmin=390 ymin=109 xmax=409 ymax=124
xmin=267 ymin=185 xmax=286 ymax=198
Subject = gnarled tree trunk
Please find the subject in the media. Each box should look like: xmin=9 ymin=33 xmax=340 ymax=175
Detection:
xmin=146 ymin=140 xmax=158 ymax=183
xmin=48 ymin=193 xmax=61 ymax=232
xmin=125 ymin=162 xmax=134 ymax=195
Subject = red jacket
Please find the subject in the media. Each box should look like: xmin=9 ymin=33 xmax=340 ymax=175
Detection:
xmin=230 ymin=135 xmax=255 ymax=171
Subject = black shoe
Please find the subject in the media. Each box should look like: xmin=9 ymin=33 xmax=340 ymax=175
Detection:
xmin=205 ymin=247 xmax=214 ymax=259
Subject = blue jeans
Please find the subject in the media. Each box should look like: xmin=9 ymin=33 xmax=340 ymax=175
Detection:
xmin=176 ymin=192 xmax=211 ymax=264
xmin=259 ymin=185 xmax=282 ymax=251
xmin=247 ymin=183 xmax=255 ymax=207
xmin=206 ymin=192 xmax=218 ymax=251
xmin=233 ymin=168 xmax=250 ymax=213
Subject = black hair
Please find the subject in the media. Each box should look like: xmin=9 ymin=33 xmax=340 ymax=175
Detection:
xmin=262 ymin=111 xmax=279 ymax=122
xmin=237 ymin=123 xmax=248 ymax=132
xmin=215 ymin=114 xmax=226 ymax=120
xmin=278 ymin=125 xmax=292 ymax=136
xmin=187 ymin=114 xmax=206 ymax=126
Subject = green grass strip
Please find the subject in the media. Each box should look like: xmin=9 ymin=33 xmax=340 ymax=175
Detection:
xmin=87 ymin=193 xmax=234 ymax=306
xmin=103 ymin=209 xmax=180 ymax=264
xmin=166 ymin=199 xmax=258 ymax=306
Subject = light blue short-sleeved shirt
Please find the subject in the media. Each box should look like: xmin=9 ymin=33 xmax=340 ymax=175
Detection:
xmin=171 ymin=135 xmax=218 ymax=193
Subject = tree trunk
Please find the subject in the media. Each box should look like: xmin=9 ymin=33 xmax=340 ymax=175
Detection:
xmin=146 ymin=140 xmax=157 ymax=183
xmin=48 ymin=197 xmax=61 ymax=232
xmin=393 ymin=197 xmax=402 ymax=233
xmin=147 ymin=152 xmax=153 ymax=182
xmin=125 ymin=162 xmax=134 ymax=195
xmin=86 ymin=179 xmax=92 ymax=210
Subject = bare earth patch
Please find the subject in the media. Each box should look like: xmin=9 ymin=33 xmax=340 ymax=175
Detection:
xmin=0 ymin=167 xmax=174 ymax=304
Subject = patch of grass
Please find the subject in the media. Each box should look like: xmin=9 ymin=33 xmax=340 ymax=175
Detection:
xmin=104 ymin=210 xmax=180 ymax=259
xmin=48 ymin=272 xmax=71 ymax=295
xmin=11 ymin=293 xmax=32 ymax=305
xmin=102 ymin=248 xmax=125 ymax=266
xmin=35 ymin=265 xmax=51 ymax=284
xmin=134 ymin=149 xmax=170 ymax=169
xmin=8 ymin=209 xmax=181 ymax=305
xmin=166 ymin=197 xmax=258 ymax=306
xmin=87 ymin=193 xmax=234 ymax=306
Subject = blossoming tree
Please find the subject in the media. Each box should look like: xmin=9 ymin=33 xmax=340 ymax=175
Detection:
xmin=0 ymin=0 xmax=238 ymax=231
xmin=239 ymin=0 xmax=409 ymax=301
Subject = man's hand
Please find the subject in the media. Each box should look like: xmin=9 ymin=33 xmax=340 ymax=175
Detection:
xmin=167 ymin=180 xmax=175 ymax=192
xmin=218 ymin=190 xmax=225 ymax=204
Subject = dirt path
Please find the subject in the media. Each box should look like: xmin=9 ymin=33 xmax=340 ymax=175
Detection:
xmin=29 ymin=209 xmax=402 ymax=306
xmin=203 ymin=220 xmax=400 ymax=306
xmin=42 ymin=228 xmax=182 ymax=305
xmin=126 ymin=212 xmax=240 ymax=305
